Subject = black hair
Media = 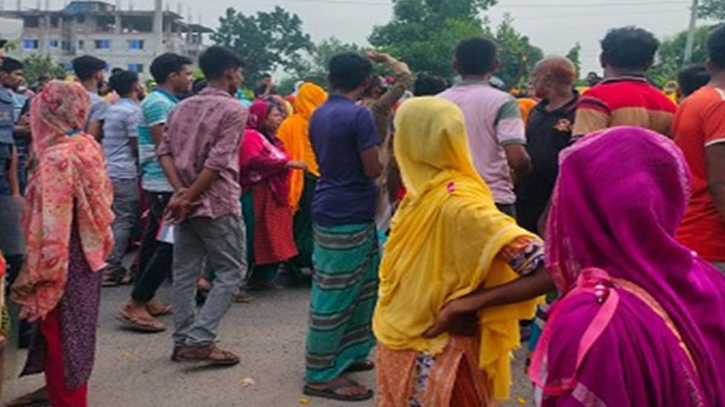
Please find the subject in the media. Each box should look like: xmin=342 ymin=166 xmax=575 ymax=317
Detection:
xmin=109 ymin=70 xmax=139 ymax=96
xmin=328 ymin=52 xmax=372 ymax=91
xmin=192 ymin=77 xmax=207 ymax=94
xmin=198 ymin=46 xmax=244 ymax=81
xmin=413 ymin=74 xmax=449 ymax=96
xmin=72 ymin=55 xmax=107 ymax=81
xmin=111 ymin=67 xmax=124 ymax=75
xmin=600 ymin=26 xmax=659 ymax=70
xmin=262 ymin=73 xmax=272 ymax=79
xmin=678 ymin=64 xmax=711 ymax=97
xmin=707 ymin=24 xmax=725 ymax=70
xmin=0 ymin=57 xmax=23 ymax=73
xmin=455 ymin=37 xmax=498 ymax=76
xmin=150 ymin=52 xmax=193 ymax=84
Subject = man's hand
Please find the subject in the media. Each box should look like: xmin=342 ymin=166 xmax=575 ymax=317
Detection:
xmin=423 ymin=298 xmax=476 ymax=338
xmin=286 ymin=160 xmax=308 ymax=171
xmin=164 ymin=188 xmax=199 ymax=224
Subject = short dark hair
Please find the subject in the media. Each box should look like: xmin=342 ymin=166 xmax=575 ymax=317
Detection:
xmin=109 ymin=70 xmax=139 ymax=96
xmin=455 ymin=37 xmax=498 ymax=76
xmin=600 ymin=27 xmax=659 ymax=70
xmin=0 ymin=57 xmax=23 ymax=74
xmin=707 ymin=24 xmax=725 ymax=70
xmin=111 ymin=67 xmax=124 ymax=75
xmin=262 ymin=73 xmax=272 ymax=79
xmin=678 ymin=64 xmax=710 ymax=97
xmin=150 ymin=52 xmax=193 ymax=84
xmin=72 ymin=55 xmax=107 ymax=81
xmin=413 ymin=74 xmax=449 ymax=96
xmin=198 ymin=46 xmax=244 ymax=81
xmin=328 ymin=52 xmax=372 ymax=91
xmin=192 ymin=78 xmax=207 ymax=94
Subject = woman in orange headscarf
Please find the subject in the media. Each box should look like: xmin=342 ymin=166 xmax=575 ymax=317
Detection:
xmin=276 ymin=83 xmax=327 ymax=276
xmin=11 ymin=81 xmax=114 ymax=407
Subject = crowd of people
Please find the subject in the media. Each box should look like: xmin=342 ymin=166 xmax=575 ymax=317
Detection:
xmin=0 ymin=21 xmax=724 ymax=407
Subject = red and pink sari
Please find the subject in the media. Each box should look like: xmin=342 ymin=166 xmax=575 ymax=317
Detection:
xmin=239 ymin=101 xmax=297 ymax=265
xmin=530 ymin=127 xmax=725 ymax=407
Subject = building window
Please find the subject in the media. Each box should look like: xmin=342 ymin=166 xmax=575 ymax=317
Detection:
xmin=22 ymin=39 xmax=39 ymax=50
xmin=127 ymin=39 xmax=144 ymax=50
xmin=76 ymin=15 xmax=85 ymax=23
xmin=48 ymin=39 xmax=59 ymax=48
xmin=94 ymin=39 xmax=111 ymax=50
xmin=127 ymin=64 xmax=143 ymax=73
xmin=62 ymin=40 xmax=70 ymax=51
xmin=78 ymin=40 xmax=84 ymax=50
xmin=50 ymin=16 xmax=59 ymax=28
xmin=23 ymin=16 xmax=39 ymax=28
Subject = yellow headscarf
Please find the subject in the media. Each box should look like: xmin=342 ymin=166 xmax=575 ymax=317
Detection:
xmin=373 ymin=97 xmax=541 ymax=401
xmin=277 ymin=83 xmax=327 ymax=211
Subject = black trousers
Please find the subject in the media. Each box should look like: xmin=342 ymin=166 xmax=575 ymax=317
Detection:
xmin=131 ymin=191 xmax=173 ymax=303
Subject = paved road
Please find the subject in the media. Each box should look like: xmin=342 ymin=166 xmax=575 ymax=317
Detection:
xmin=5 ymin=283 xmax=535 ymax=407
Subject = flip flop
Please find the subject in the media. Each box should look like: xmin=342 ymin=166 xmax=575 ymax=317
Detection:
xmin=116 ymin=313 xmax=166 ymax=333
xmin=345 ymin=360 xmax=375 ymax=373
xmin=303 ymin=378 xmax=373 ymax=402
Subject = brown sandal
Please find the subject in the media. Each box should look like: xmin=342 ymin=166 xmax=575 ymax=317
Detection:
xmin=116 ymin=312 xmax=166 ymax=333
xmin=171 ymin=344 xmax=240 ymax=366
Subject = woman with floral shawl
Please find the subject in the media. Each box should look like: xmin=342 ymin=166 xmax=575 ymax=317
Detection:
xmin=373 ymin=97 xmax=551 ymax=406
xmin=239 ymin=100 xmax=306 ymax=289
xmin=10 ymin=80 xmax=114 ymax=407
xmin=276 ymin=83 xmax=327 ymax=276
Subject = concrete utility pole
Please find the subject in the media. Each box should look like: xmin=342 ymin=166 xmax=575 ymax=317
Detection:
xmin=684 ymin=0 xmax=699 ymax=65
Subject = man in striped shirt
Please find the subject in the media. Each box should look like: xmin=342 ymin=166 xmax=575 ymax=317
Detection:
xmin=573 ymin=27 xmax=676 ymax=139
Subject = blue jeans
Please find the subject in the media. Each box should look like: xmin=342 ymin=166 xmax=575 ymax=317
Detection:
xmin=107 ymin=178 xmax=140 ymax=268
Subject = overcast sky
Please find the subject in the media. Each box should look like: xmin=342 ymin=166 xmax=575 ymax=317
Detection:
xmin=35 ymin=0 xmax=700 ymax=75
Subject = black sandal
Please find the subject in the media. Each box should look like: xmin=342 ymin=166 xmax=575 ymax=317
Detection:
xmin=346 ymin=360 xmax=375 ymax=372
xmin=303 ymin=378 xmax=373 ymax=402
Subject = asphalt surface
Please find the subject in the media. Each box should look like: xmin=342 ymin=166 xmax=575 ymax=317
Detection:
xmin=5 ymin=282 xmax=535 ymax=407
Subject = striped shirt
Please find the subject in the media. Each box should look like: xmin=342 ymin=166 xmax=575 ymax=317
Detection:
xmin=102 ymin=98 xmax=140 ymax=179
xmin=572 ymin=76 xmax=677 ymax=138
xmin=138 ymin=88 xmax=177 ymax=192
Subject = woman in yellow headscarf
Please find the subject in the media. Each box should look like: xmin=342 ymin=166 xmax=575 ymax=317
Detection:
xmin=276 ymin=83 xmax=327 ymax=275
xmin=373 ymin=97 xmax=553 ymax=406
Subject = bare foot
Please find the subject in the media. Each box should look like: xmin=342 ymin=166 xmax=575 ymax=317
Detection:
xmin=145 ymin=298 xmax=172 ymax=317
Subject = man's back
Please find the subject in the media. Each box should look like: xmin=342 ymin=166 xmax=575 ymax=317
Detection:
xmin=102 ymin=98 xmax=139 ymax=180
xmin=573 ymin=76 xmax=677 ymax=137
xmin=439 ymin=81 xmax=525 ymax=205
xmin=673 ymin=86 xmax=725 ymax=262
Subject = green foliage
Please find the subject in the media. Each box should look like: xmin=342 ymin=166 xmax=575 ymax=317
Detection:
xmin=212 ymin=6 xmax=314 ymax=85
xmin=369 ymin=1 xmax=541 ymax=89
xmin=699 ymin=0 xmax=725 ymax=20
xmin=487 ymin=15 xmax=543 ymax=89
xmin=21 ymin=53 xmax=67 ymax=85
xmin=649 ymin=25 xmax=710 ymax=88
xmin=566 ymin=42 xmax=582 ymax=79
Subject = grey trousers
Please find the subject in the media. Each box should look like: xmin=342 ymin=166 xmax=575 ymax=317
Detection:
xmin=172 ymin=214 xmax=247 ymax=346
xmin=107 ymin=177 xmax=140 ymax=267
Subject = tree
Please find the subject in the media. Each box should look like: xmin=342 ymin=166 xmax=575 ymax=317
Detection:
xmin=212 ymin=6 xmax=314 ymax=85
xmin=21 ymin=53 xmax=67 ymax=85
xmin=369 ymin=0 xmax=495 ymax=78
xmin=566 ymin=42 xmax=582 ymax=79
xmin=486 ymin=15 xmax=543 ymax=89
xmin=699 ymin=0 xmax=725 ymax=20
xmin=649 ymin=25 xmax=710 ymax=87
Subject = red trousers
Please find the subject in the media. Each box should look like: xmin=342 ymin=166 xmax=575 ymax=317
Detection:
xmin=41 ymin=306 xmax=88 ymax=407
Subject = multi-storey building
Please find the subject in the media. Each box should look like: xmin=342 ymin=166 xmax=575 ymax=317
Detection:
xmin=0 ymin=0 xmax=210 ymax=78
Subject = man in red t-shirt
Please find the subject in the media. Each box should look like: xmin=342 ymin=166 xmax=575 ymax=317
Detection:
xmin=674 ymin=25 xmax=725 ymax=272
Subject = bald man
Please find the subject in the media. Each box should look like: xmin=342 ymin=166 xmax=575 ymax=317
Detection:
xmin=516 ymin=56 xmax=579 ymax=234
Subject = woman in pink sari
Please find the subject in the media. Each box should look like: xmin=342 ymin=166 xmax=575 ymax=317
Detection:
xmin=239 ymin=100 xmax=306 ymax=290
xmin=428 ymin=126 xmax=725 ymax=406
xmin=528 ymin=127 xmax=725 ymax=407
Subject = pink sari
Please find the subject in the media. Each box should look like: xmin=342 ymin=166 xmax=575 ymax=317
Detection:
xmin=12 ymin=81 xmax=114 ymax=321
xmin=530 ymin=127 xmax=725 ymax=407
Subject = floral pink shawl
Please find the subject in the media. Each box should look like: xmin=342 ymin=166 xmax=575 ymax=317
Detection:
xmin=12 ymin=81 xmax=114 ymax=321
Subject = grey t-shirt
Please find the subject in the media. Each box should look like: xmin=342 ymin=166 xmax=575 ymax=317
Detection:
xmin=102 ymin=98 xmax=140 ymax=179
xmin=85 ymin=90 xmax=108 ymax=132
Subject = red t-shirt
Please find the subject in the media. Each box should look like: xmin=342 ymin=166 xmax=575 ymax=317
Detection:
xmin=674 ymin=86 xmax=725 ymax=261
